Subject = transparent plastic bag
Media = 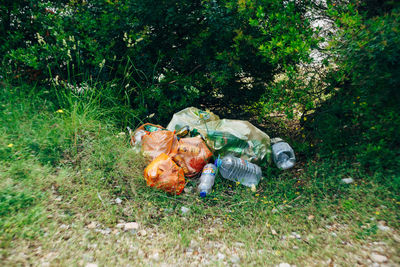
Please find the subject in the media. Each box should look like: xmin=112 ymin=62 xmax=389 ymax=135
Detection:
xmin=167 ymin=107 xmax=271 ymax=166
xmin=144 ymin=153 xmax=185 ymax=195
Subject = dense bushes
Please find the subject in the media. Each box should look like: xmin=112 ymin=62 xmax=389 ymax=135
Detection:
xmin=1 ymin=0 xmax=316 ymax=123
xmin=308 ymin=3 xmax=400 ymax=172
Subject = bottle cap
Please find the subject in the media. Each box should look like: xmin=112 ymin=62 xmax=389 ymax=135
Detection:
xmin=214 ymin=155 xmax=221 ymax=167
xmin=200 ymin=191 xmax=207 ymax=198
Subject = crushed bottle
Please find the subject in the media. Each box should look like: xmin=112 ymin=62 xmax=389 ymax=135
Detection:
xmin=271 ymin=139 xmax=295 ymax=170
xmin=215 ymin=155 xmax=262 ymax=187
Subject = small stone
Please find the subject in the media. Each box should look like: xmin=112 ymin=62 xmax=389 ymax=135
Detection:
xmin=55 ymin=196 xmax=63 ymax=201
xmin=217 ymin=252 xmax=225 ymax=260
xmin=150 ymin=252 xmax=160 ymax=261
xmin=85 ymin=263 xmax=98 ymax=267
xmin=138 ymin=230 xmax=147 ymax=236
xmin=230 ymin=255 xmax=240 ymax=263
xmin=292 ymin=246 xmax=299 ymax=250
xmin=307 ymin=215 xmax=315 ymax=220
xmin=278 ymin=263 xmax=291 ymax=267
xmin=116 ymin=223 xmax=125 ymax=229
xmin=115 ymin=198 xmax=122 ymax=204
xmin=124 ymin=222 xmax=139 ymax=231
xmin=234 ymin=242 xmax=245 ymax=247
xmin=291 ymin=232 xmax=301 ymax=239
xmin=341 ymin=178 xmax=354 ymax=184
xmin=370 ymin=253 xmax=388 ymax=263
xmin=377 ymin=224 xmax=390 ymax=232
xmin=87 ymin=222 xmax=97 ymax=229
xmin=181 ymin=206 xmax=190 ymax=215
xmin=271 ymin=229 xmax=278 ymax=235
xmin=331 ymin=233 xmax=337 ymax=237
xmin=272 ymin=208 xmax=278 ymax=213
xmin=184 ymin=187 xmax=193 ymax=193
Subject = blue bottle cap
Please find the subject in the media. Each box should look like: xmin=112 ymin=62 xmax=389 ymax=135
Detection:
xmin=214 ymin=156 xmax=221 ymax=167
xmin=200 ymin=191 xmax=207 ymax=198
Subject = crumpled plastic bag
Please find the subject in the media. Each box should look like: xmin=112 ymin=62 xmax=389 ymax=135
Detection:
xmin=173 ymin=136 xmax=213 ymax=177
xmin=141 ymin=130 xmax=178 ymax=162
xmin=144 ymin=153 xmax=185 ymax=195
xmin=167 ymin=107 xmax=271 ymax=166
xmin=130 ymin=123 xmax=178 ymax=162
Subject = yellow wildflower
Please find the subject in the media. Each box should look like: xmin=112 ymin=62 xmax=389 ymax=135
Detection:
xmin=7 ymin=143 xmax=14 ymax=148
xmin=56 ymin=109 xmax=64 ymax=113
xmin=375 ymin=211 xmax=380 ymax=215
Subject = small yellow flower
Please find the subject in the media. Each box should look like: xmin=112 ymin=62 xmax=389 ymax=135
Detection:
xmin=310 ymin=144 xmax=314 ymax=147
xmin=275 ymin=250 xmax=281 ymax=255
xmin=283 ymin=200 xmax=287 ymax=203
xmin=353 ymin=102 xmax=356 ymax=104
xmin=375 ymin=211 xmax=380 ymax=215
xmin=255 ymin=194 xmax=260 ymax=197
xmin=304 ymin=117 xmax=307 ymax=121
xmin=56 ymin=109 xmax=64 ymax=113
xmin=236 ymin=181 xmax=240 ymax=185
xmin=87 ymin=168 xmax=91 ymax=172
xmin=396 ymin=202 xmax=400 ymax=205
xmin=7 ymin=143 xmax=14 ymax=148
xmin=295 ymin=192 xmax=300 ymax=195
xmin=302 ymin=134 xmax=305 ymax=138
xmin=266 ymin=223 xmax=271 ymax=227
xmin=213 ymin=198 xmax=218 ymax=200
xmin=357 ymin=96 xmax=360 ymax=99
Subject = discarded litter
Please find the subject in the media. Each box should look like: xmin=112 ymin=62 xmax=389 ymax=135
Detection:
xmin=198 ymin=163 xmax=217 ymax=197
xmin=215 ymin=155 xmax=262 ymax=187
xmin=129 ymin=107 xmax=296 ymax=195
xmin=271 ymin=138 xmax=296 ymax=170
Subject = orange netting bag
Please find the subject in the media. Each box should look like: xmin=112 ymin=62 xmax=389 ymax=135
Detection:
xmin=144 ymin=153 xmax=185 ymax=195
xmin=172 ymin=136 xmax=213 ymax=177
xmin=141 ymin=130 xmax=178 ymax=162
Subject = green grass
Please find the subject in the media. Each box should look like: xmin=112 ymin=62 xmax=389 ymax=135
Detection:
xmin=0 ymin=83 xmax=399 ymax=266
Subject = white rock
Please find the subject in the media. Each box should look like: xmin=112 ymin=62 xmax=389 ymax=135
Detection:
xmin=138 ymin=229 xmax=147 ymax=236
xmin=115 ymin=198 xmax=122 ymax=204
xmin=217 ymin=252 xmax=225 ymax=260
xmin=150 ymin=252 xmax=160 ymax=261
xmin=291 ymin=232 xmax=301 ymax=239
xmin=124 ymin=222 xmax=139 ymax=231
xmin=85 ymin=264 xmax=98 ymax=267
xmin=87 ymin=222 xmax=97 ymax=229
xmin=181 ymin=206 xmax=190 ymax=215
xmin=341 ymin=178 xmax=354 ymax=184
xmin=331 ymin=233 xmax=337 ymax=237
xmin=377 ymin=224 xmax=390 ymax=232
xmin=278 ymin=263 xmax=291 ymax=267
xmin=116 ymin=223 xmax=125 ymax=229
xmin=230 ymin=255 xmax=240 ymax=263
xmin=370 ymin=253 xmax=388 ymax=263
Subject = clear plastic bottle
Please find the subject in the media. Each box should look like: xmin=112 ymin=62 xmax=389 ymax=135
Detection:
xmin=215 ymin=155 xmax=262 ymax=187
xmin=272 ymin=141 xmax=295 ymax=170
xmin=198 ymin=163 xmax=217 ymax=197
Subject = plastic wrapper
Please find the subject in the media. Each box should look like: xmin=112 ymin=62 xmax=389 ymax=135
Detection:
xmin=129 ymin=123 xmax=165 ymax=152
xmin=167 ymin=107 xmax=271 ymax=166
xmin=144 ymin=153 xmax=185 ymax=195
xmin=141 ymin=130 xmax=178 ymax=162
xmin=173 ymin=136 xmax=213 ymax=177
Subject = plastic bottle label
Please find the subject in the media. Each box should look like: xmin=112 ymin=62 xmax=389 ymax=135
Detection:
xmin=202 ymin=167 xmax=216 ymax=176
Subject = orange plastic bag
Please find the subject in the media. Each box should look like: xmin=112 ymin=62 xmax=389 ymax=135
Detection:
xmin=144 ymin=153 xmax=185 ymax=195
xmin=142 ymin=130 xmax=178 ymax=161
xmin=129 ymin=123 xmax=165 ymax=146
xmin=173 ymin=136 xmax=213 ymax=177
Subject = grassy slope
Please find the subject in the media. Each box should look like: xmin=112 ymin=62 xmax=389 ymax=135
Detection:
xmin=0 ymin=84 xmax=399 ymax=266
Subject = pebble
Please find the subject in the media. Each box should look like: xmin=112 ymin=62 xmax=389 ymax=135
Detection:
xmin=181 ymin=206 xmax=190 ymax=215
xmin=291 ymin=232 xmax=301 ymax=239
xmin=85 ymin=264 xmax=98 ymax=267
xmin=370 ymin=253 xmax=388 ymax=263
xmin=124 ymin=222 xmax=139 ymax=231
xmin=307 ymin=215 xmax=315 ymax=220
xmin=217 ymin=252 xmax=225 ymax=260
xmin=87 ymin=222 xmax=97 ymax=229
xmin=341 ymin=178 xmax=354 ymax=184
xmin=278 ymin=263 xmax=291 ymax=267
xmin=230 ymin=255 xmax=240 ymax=263
xmin=138 ymin=229 xmax=147 ymax=236
xmin=150 ymin=252 xmax=160 ymax=261
xmin=115 ymin=198 xmax=122 ymax=204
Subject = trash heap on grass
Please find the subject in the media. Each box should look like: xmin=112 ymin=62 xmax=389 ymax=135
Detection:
xmin=129 ymin=107 xmax=295 ymax=196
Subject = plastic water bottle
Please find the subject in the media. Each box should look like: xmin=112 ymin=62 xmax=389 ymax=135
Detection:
xmin=215 ymin=155 xmax=262 ymax=187
xmin=272 ymin=141 xmax=295 ymax=170
xmin=198 ymin=164 xmax=217 ymax=197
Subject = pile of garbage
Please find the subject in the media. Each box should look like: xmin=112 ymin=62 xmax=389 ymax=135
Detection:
xmin=128 ymin=107 xmax=295 ymax=196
